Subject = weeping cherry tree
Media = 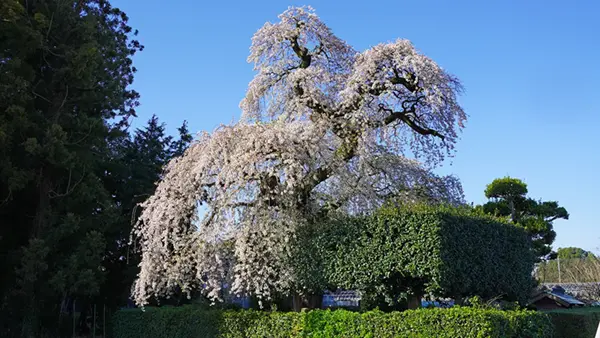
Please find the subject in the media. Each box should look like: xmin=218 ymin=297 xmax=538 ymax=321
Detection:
xmin=131 ymin=6 xmax=468 ymax=307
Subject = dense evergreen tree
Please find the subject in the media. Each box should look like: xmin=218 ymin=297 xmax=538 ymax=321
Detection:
xmin=100 ymin=116 xmax=192 ymax=311
xmin=0 ymin=0 xmax=156 ymax=336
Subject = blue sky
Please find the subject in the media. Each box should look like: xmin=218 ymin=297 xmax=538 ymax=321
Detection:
xmin=112 ymin=0 xmax=599 ymax=252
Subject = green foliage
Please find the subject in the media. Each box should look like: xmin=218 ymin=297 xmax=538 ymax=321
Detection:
xmin=557 ymin=247 xmax=594 ymax=259
xmin=311 ymin=205 xmax=535 ymax=308
xmin=111 ymin=306 xmax=222 ymax=338
xmin=480 ymin=177 xmax=568 ymax=261
xmin=101 ymin=115 xmax=192 ymax=309
xmin=0 ymin=0 xmax=192 ymax=336
xmin=288 ymin=221 xmax=330 ymax=295
xmin=0 ymin=0 xmax=143 ymax=335
xmin=546 ymin=308 xmax=600 ymax=338
xmin=111 ymin=306 xmax=552 ymax=338
xmin=485 ymin=177 xmax=528 ymax=200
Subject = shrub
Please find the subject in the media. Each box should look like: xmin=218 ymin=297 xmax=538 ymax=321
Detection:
xmin=546 ymin=308 xmax=600 ymax=338
xmin=111 ymin=306 xmax=552 ymax=338
xmin=110 ymin=305 xmax=221 ymax=338
xmin=315 ymin=205 xmax=535 ymax=307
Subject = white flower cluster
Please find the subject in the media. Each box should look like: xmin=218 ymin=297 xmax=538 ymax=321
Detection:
xmin=132 ymin=6 xmax=467 ymax=307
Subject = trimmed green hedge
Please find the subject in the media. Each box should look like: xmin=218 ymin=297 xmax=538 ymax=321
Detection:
xmin=313 ymin=205 xmax=535 ymax=307
xmin=110 ymin=306 xmax=221 ymax=338
xmin=111 ymin=306 xmax=552 ymax=338
xmin=546 ymin=308 xmax=600 ymax=338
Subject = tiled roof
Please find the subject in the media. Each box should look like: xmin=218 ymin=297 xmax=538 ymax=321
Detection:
xmin=323 ymin=290 xmax=361 ymax=301
xmin=541 ymin=283 xmax=600 ymax=300
xmin=322 ymin=290 xmax=361 ymax=308
xmin=542 ymin=283 xmax=600 ymax=292
xmin=550 ymin=291 xmax=585 ymax=306
xmin=529 ymin=285 xmax=586 ymax=307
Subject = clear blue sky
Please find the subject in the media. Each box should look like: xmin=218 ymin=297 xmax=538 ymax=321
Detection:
xmin=112 ymin=0 xmax=600 ymax=253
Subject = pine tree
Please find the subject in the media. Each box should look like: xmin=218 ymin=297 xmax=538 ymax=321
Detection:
xmin=481 ymin=177 xmax=569 ymax=261
xmin=169 ymin=120 xmax=193 ymax=158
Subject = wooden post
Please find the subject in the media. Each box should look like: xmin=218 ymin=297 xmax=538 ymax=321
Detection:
xmin=407 ymin=293 xmax=422 ymax=310
xmin=454 ymin=295 xmax=463 ymax=306
xmin=72 ymin=300 xmax=76 ymax=338
xmin=558 ymin=257 xmax=562 ymax=283
xmin=292 ymin=293 xmax=303 ymax=312
xmin=542 ymin=261 xmax=546 ymax=282
xmin=93 ymin=304 xmax=96 ymax=338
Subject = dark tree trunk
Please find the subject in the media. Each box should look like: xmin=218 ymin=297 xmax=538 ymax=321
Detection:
xmin=291 ymin=293 xmax=323 ymax=311
xmin=307 ymin=293 xmax=323 ymax=309
xmin=34 ymin=173 xmax=51 ymax=237
xmin=509 ymin=198 xmax=517 ymax=223
xmin=292 ymin=293 xmax=303 ymax=312
xmin=407 ymin=292 xmax=422 ymax=310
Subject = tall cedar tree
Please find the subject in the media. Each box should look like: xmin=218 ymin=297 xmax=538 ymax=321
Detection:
xmin=0 ymin=0 xmax=142 ymax=336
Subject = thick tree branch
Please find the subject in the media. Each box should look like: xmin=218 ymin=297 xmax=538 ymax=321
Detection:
xmin=381 ymin=105 xmax=445 ymax=140
xmin=366 ymin=74 xmax=419 ymax=97
xmin=545 ymin=215 xmax=561 ymax=223
xmin=49 ymin=166 xmax=86 ymax=199
xmin=231 ymin=201 xmax=256 ymax=208
xmin=289 ymin=35 xmax=311 ymax=69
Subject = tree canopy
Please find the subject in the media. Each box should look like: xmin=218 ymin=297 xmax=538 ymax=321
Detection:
xmin=557 ymin=247 xmax=595 ymax=260
xmin=132 ymin=6 xmax=468 ymax=307
xmin=480 ymin=177 xmax=568 ymax=261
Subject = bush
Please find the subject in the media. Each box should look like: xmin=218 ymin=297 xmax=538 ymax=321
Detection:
xmin=314 ymin=205 xmax=535 ymax=307
xmin=110 ymin=306 xmax=221 ymax=338
xmin=111 ymin=306 xmax=552 ymax=338
xmin=546 ymin=308 xmax=600 ymax=338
